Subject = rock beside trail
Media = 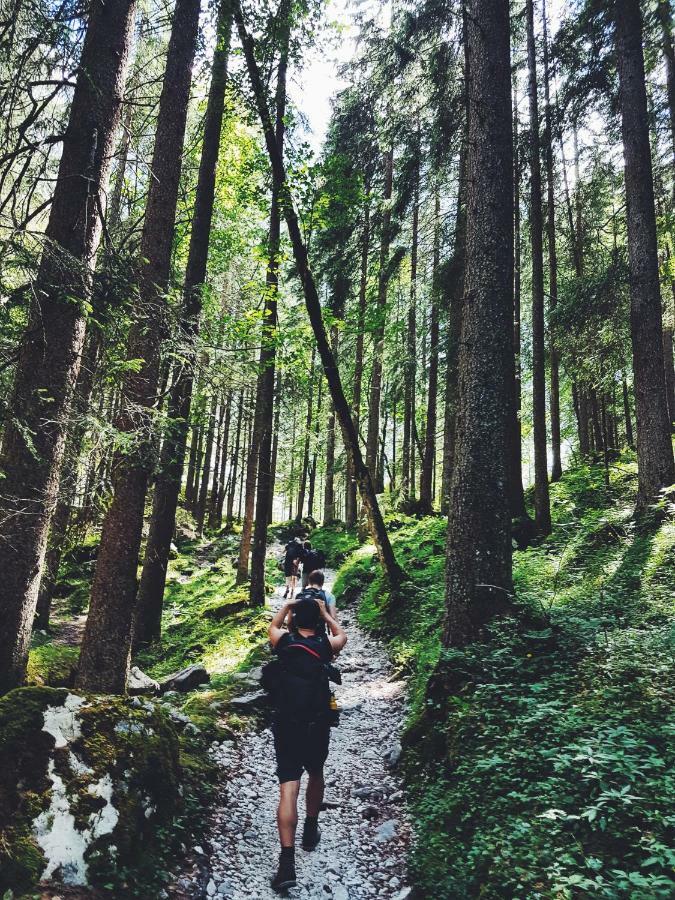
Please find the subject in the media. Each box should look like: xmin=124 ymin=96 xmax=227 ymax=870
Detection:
xmin=0 ymin=686 xmax=180 ymax=896
xmin=128 ymin=665 xmax=160 ymax=695
xmin=227 ymin=689 xmax=269 ymax=712
xmin=160 ymin=663 xmax=210 ymax=693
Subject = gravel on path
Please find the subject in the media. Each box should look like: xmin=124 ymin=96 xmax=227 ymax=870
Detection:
xmin=173 ymin=566 xmax=412 ymax=900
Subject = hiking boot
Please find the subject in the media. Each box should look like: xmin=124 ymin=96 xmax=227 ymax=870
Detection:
xmin=282 ymin=589 xmax=288 ymax=599
xmin=271 ymin=851 xmax=296 ymax=893
xmin=301 ymin=820 xmax=321 ymax=851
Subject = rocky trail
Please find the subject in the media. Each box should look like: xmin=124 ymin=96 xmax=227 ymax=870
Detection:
xmin=174 ymin=567 xmax=412 ymax=900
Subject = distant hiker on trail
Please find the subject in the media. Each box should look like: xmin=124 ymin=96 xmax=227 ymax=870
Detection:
xmin=265 ymin=595 xmax=347 ymax=893
xmin=282 ymin=536 xmax=303 ymax=599
xmin=300 ymin=540 xmax=326 ymax=589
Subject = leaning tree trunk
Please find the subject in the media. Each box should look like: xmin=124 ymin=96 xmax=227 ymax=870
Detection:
xmin=526 ymin=0 xmax=552 ymax=535
xmin=0 ymin=0 xmax=136 ymax=694
xmin=235 ymin=2 xmax=403 ymax=587
xmin=543 ymin=0 xmax=562 ymax=482
xmin=615 ymin=0 xmax=675 ymax=508
xmin=442 ymin=0 xmax=514 ymax=647
xmin=135 ymin=0 xmax=232 ymax=644
xmin=77 ymin=0 xmax=201 ymax=693
xmin=365 ymin=150 xmax=393 ymax=483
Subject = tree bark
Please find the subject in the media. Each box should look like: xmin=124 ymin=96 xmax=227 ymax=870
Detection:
xmin=402 ymin=174 xmax=418 ymax=502
xmin=345 ymin=199 xmax=370 ymax=527
xmin=195 ymin=392 xmax=217 ymax=534
xmin=442 ymin=0 xmax=514 ymax=647
xmin=249 ymin=5 xmax=289 ymax=603
xmin=226 ymin=392 xmax=244 ymax=525
xmin=295 ymin=348 xmax=316 ymax=522
xmin=615 ymin=0 xmax=675 ymax=507
xmin=365 ymin=150 xmax=393 ymax=483
xmin=323 ymin=326 xmax=339 ymax=522
xmin=542 ymin=0 xmax=562 ymax=482
xmin=235 ymin=2 xmax=403 ymax=587
xmin=440 ymin=141 xmax=467 ymax=515
xmin=0 ymin=0 xmax=136 ymax=693
xmin=77 ymin=0 xmax=201 ymax=693
xmin=134 ymin=2 xmax=232 ymax=642
xmin=526 ymin=0 xmax=552 ymax=535
xmin=420 ymin=190 xmax=440 ymax=512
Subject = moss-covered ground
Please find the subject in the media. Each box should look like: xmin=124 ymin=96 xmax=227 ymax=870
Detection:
xmin=334 ymin=454 xmax=675 ymax=899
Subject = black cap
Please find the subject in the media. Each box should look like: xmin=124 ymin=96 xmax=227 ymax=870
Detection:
xmin=293 ymin=598 xmax=320 ymax=629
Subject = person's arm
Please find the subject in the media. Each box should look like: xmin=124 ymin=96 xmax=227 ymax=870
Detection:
xmin=317 ymin=599 xmax=347 ymax=654
xmin=269 ymin=601 xmax=295 ymax=647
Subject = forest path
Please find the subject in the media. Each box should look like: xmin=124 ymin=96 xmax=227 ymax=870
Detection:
xmin=187 ymin=563 xmax=412 ymax=900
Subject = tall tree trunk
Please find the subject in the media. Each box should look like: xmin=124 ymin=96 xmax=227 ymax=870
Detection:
xmin=402 ymin=176 xmax=418 ymax=502
xmin=36 ymin=326 xmax=104 ymax=629
xmin=185 ymin=423 xmax=201 ymax=504
xmin=209 ymin=393 xmax=230 ymax=529
xmin=526 ymin=0 xmax=552 ymax=535
xmin=508 ymin=71 xmax=528 ymax=520
xmin=656 ymin=0 xmax=675 ymax=195
xmin=77 ymin=0 xmax=201 ymax=693
xmin=323 ymin=326 xmax=339 ymax=522
xmin=295 ymin=348 xmax=316 ymax=522
xmin=345 ymin=198 xmax=370 ymax=526
xmin=307 ymin=377 xmax=323 ymax=518
xmin=622 ymin=375 xmax=635 ymax=447
xmin=134 ymin=2 xmax=232 ymax=642
xmin=249 ymin=6 xmax=289 ymax=603
xmin=0 ymin=0 xmax=136 ymax=693
xmin=543 ymin=0 xmax=562 ymax=482
xmin=268 ymin=372 xmax=282 ymax=524
xmin=442 ymin=0 xmax=514 ymax=647
xmin=226 ymin=392 xmax=244 ymax=526
xmin=365 ymin=150 xmax=393 ymax=483
xmin=235 ymin=2 xmax=403 ymax=586
xmin=195 ymin=393 xmax=217 ymax=534
xmin=441 ymin=140 xmax=467 ymax=515
xmin=420 ymin=190 xmax=440 ymax=512
xmin=615 ymin=0 xmax=675 ymax=507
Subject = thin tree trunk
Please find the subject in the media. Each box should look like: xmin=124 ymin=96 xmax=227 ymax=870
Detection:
xmin=135 ymin=0 xmax=232 ymax=642
xmin=226 ymin=392 xmax=244 ymax=526
xmin=615 ymin=0 xmax=675 ymax=507
xmin=195 ymin=392 xmax=217 ymax=534
xmin=323 ymin=326 xmax=339 ymax=522
xmin=249 ymin=6 xmax=290 ymax=602
xmin=526 ymin=0 xmax=551 ymax=535
xmin=295 ymin=348 xmax=316 ymax=522
xmin=509 ymin=71 xmax=528 ymax=520
xmin=441 ymin=140 xmax=467 ymax=515
xmin=345 ymin=198 xmax=370 ymax=526
xmin=442 ymin=0 xmax=514 ymax=647
xmin=622 ymin=375 xmax=634 ymax=447
xmin=365 ymin=150 xmax=393 ymax=482
xmin=268 ymin=372 xmax=282 ymax=524
xmin=235 ymin=2 xmax=403 ymax=586
xmin=186 ymin=423 xmax=200 ymax=504
xmin=77 ymin=0 xmax=200 ymax=693
xmin=0 ymin=0 xmax=136 ymax=693
xmin=307 ymin=376 xmax=323 ymax=518
xmin=543 ymin=0 xmax=562 ymax=482
xmin=402 ymin=175 xmax=418 ymax=502
xmin=210 ymin=392 xmax=231 ymax=529
xmin=420 ymin=190 xmax=440 ymax=512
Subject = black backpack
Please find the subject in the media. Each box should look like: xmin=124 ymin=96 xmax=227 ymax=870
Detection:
xmin=262 ymin=634 xmax=331 ymax=724
xmin=303 ymin=548 xmax=326 ymax=571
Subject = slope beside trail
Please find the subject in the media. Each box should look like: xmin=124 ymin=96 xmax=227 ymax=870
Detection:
xmin=177 ymin=564 xmax=412 ymax=900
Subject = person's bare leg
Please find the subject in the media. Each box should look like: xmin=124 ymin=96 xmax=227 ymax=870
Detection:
xmin=305 ymin=771 xmax=324 ymax=817
xmin=302 ymin=770 xmax=324 ymax=850
xmin=277 ymin=779 xmax=300 ymax=846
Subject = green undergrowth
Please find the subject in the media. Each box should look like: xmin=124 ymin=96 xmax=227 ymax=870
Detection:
xmin=335 ymin=456 xmax=675 ymax=898
xmin=307 ymin=521 xmax=360 ymax=568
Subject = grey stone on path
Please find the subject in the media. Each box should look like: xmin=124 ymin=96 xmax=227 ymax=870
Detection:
xmin=374 ymin=820 xmax=397 ymax=843
xmin=227 ymin=689 xmax=269 ymax=712
xmin=384 ymin=742 xmax=403 ymax=768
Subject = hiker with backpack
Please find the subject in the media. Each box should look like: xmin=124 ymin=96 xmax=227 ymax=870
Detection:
xmin=281 ymin=536 xmax=303 ymax=599
xmin=299 ymin=540 xmax=326 ymax=589
xmin=266 ymin=595 xmax=347 ymax=892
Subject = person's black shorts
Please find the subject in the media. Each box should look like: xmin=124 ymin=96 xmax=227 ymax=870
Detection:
xmin=272 ymin=720 xmax=330 ymax=783
xmin=283 ymin=561 xmax=297 ymax=577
